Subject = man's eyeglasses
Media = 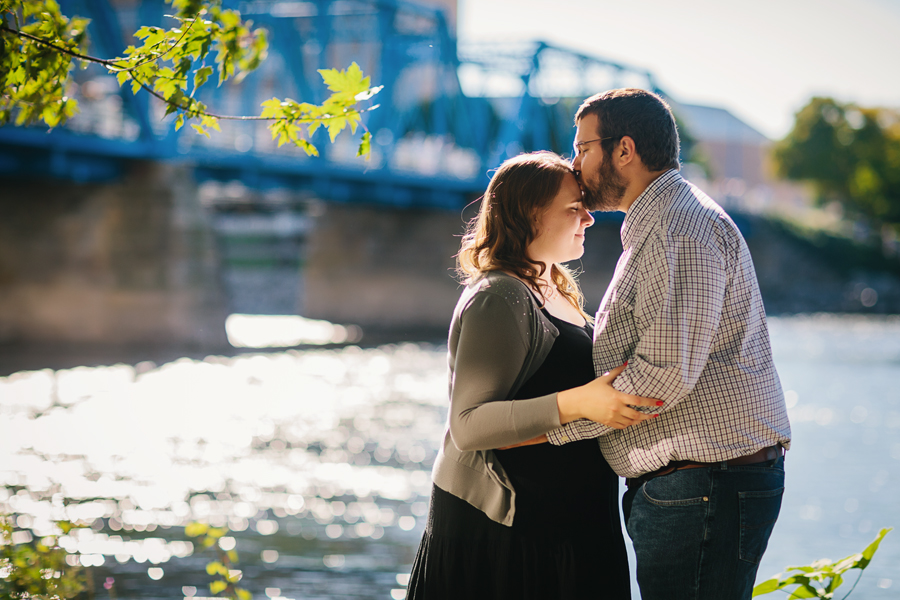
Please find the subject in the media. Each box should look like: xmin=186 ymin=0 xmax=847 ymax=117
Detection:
xmin=574 ymin=136 xmax=619 ymax=152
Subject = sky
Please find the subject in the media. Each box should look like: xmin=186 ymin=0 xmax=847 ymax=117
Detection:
xmin=457 ymin=0 xmax=900 ymax=140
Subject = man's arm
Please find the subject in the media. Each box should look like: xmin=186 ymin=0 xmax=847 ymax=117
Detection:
xmin=611 ymin=234 xmax=727 ymax=402
xmin=548 ymin=234 xmax=727 ymax=445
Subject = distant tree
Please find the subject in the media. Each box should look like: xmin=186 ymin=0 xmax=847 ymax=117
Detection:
xmin=774 ymin=97 xmax=900 ymax=229
xmin=0 ymin=0 xmax=381 ymax=157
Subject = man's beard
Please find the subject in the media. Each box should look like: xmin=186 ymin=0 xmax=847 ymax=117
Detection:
xmin=581 ymin=157 xmax=627 ymax=212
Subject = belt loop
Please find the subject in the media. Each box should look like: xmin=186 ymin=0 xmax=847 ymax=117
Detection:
xmin=720 ymin=460 xmax=728 ymax=471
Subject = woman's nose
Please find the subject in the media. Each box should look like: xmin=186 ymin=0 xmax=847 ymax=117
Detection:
xmin=582 ymin=209 xmax=595 ymax=227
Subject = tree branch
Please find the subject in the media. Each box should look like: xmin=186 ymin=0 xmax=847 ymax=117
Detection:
xmin=0 ymin=24 xmax=112 ymax=66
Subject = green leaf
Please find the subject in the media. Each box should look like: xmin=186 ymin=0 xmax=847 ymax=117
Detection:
xmin=57 ymin=521 xmax=76 ymax=534
xmin=830 ymin=552 xmax=862 ymax=573
xmin=858 ymin=527 xmax=892 ymax=568
xmin=356 ymin=131 xmax=371 ymax=159
xmin=786 ymin=585 xmax=822 ymax=599
xmin=296 ymin=138 xmax=319 ymax=157
xmin=42 ymin=105 xmax=60 ymax=127
xmin=185 ymin=522 xmax=209 ymax=537
xmin=175 ymin=114 xmax=185 ymax=131
xmin=9 ymin=66 xmax=26 ymax=86
xmin=236 ymin=589 xmax=252 ymax=600
xmin=209 ymin=580 xmax=227 ymax=594
xmin=260 ymin=97 xmax=283 ymax=118
xmin=318 ymin=61 xmax=369 ymax=95
xmin=134 ymin=26 xmax=155 ymax=40
xmin=824 ymin=572 xmax=843 ymax=594
xmin=752 ymin=577 xmax=783 ymax=596
xmin=206 ymin=561 xmax=226 ymax=576
xmin=327 ymin=115 xmax=347 ymax=142
xmin=62 ymin=97 xmax=78 ymax=118
xmin=200 ymin=115 xmax=220 ymax=132
xmin=193 ymin=65 xmax=213 ymax=89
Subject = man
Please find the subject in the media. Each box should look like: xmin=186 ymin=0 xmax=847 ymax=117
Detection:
xmin=548 ymin=89 xmax=792 ymax=599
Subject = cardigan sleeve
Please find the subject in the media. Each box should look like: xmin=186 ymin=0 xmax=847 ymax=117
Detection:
xmin=447 ymin=290 xmax=562 ymax=452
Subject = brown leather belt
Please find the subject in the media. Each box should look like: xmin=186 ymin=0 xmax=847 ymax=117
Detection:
xmin=625 ymin=445 xmax=784 ymax=489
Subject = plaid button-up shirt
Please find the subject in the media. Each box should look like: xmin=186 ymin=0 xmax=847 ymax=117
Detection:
xmin=548 ymin=169 xmax=792 ymax=478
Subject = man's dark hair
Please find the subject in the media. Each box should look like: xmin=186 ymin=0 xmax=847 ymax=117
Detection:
xmin=575 ymin=88 xmax=680 ymax=171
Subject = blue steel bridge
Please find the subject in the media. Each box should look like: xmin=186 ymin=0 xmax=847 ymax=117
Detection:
xmin=0 ymin=0 xmax=664 ymax=209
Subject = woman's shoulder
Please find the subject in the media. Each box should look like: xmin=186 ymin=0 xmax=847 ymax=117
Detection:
xmin=459 ymin=271 xmax=537 ymax=312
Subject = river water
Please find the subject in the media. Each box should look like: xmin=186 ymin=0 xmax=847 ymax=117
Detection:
xmin=1 ymin=314 xmax=898 ymax=599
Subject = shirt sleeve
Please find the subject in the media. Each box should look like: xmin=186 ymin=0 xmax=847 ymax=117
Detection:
xmin=547 ymin=419 xmax=611 ymax=445
xmin=548 ymin=233 xmax=727 ymax=445
xmin=448 ymin=291 xmax=563 ymax=452
xmin=612 ymin=234 xmax=727 ymax=403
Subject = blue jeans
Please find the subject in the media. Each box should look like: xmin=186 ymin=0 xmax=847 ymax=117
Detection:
xmin=622 ymin=456 xmax=785 ymax=600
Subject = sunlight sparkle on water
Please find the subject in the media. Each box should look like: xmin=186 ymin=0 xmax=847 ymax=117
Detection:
xmin=0 ymin=343 xmax=445 ymax=580
xmin=224 ymin=314 xmax=363 ymax=348
xmin=3 ymin=315 xmax=898 ymax=598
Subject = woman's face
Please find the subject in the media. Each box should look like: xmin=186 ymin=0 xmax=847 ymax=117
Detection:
xmin=527 ymin=173 xmax=594 ymax=267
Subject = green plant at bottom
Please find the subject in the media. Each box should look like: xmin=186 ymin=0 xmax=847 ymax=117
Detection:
xmin=753 ymin=527 xmax=892 ymax=599
xmin=0 ymin=516 xmax=88 ymax=600
xmin=185 ymin=522 xmax=250 ymax=600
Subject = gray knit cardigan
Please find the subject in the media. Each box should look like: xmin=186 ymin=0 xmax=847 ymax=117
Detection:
xmin=431 ymin=271 xmax=564 ymax=526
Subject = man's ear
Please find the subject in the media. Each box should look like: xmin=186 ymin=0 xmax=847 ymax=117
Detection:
xmin=615 ymin=136 xmax=638 ymax=167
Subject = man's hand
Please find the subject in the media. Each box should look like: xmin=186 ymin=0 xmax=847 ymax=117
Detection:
xmin=557 ymin=364 xmax=662 ymax=429
xmin=497 ymin=434 xmax=549 ymax=450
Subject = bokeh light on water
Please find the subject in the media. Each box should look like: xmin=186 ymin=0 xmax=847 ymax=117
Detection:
xmin=2 ymin=315 xmax=900 ymax=598
xmin=0 ymin=343 xmax=446 ymax=599
xmin=224 ymin=314 xmax=364 ymax=348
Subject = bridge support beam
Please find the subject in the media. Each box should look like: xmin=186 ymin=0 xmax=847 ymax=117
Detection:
xmin=0 ymin=164 xmax=229 ymax=351
xmin=301 ymin=203 xmax=466 ymax=334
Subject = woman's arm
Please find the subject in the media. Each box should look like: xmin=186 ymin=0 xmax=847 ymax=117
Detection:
xmin=448 ymin=291 xmax=562 ymax=452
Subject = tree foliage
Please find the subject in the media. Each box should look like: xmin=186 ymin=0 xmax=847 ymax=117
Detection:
xmin=774 ymin=97 xmax=900 ymax=227
xmin=0 ymin=516 xmax=87 ymax=600
xmin=0 ymin=0 xmax=381 ymax=157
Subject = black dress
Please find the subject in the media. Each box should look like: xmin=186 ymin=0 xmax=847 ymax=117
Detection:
xmin=407 ymin=309 xmax=631 ymax=600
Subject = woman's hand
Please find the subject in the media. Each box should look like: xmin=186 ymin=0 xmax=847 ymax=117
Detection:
xmin=557 ymin=364 xmax=662 ymax=429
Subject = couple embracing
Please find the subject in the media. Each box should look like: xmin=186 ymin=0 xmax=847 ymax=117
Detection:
xmin=407 ymin=89 xmax=792 ymax=600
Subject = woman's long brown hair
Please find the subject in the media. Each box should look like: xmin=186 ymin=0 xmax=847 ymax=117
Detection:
xmin=456 ymin=151 xmax=592 ymax=322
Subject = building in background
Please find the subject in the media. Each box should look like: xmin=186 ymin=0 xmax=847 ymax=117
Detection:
xmin=673 ymin=101 xmax=813 ymax=218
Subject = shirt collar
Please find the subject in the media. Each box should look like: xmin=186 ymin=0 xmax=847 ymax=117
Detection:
xmin=621 ymin=169 xmax=682 ymax=248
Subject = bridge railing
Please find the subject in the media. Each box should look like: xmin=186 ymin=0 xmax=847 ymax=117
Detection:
xmin=0 ymin=0 xmax=667 ymax=209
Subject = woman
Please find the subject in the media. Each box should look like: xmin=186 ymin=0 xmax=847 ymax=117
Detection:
xmin=407 ymin=152 xmax=660 ymax=599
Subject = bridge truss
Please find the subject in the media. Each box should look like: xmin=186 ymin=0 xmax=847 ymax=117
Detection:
xmin=0 ymin=0 xmax=664 ymax=209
